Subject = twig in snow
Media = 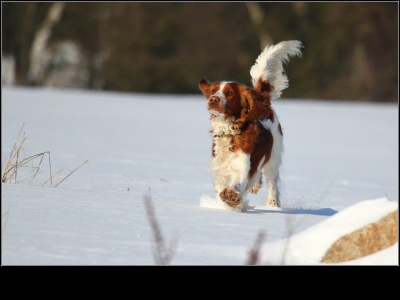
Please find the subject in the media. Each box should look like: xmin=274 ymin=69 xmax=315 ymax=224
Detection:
xmin=246 ymin=229 xmax=266 ymax=265
xmin=143 ymin=193 xmax=177 ymax=265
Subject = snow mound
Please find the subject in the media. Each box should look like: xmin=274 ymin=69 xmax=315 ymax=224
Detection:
xmin=262 ymin=197 xmax=398 ymax=265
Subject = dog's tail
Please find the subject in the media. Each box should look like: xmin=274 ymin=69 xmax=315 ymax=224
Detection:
xmin=250 ymin=40 xmax=303 ymax=101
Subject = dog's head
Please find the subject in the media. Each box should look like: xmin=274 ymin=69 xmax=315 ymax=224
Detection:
xmin=199 ymin=77 xmax=273 ymax=120
xmin=199 ymin=77 xmax=265 ymax=120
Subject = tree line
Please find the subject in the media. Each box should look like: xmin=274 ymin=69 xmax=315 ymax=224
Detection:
xmin=2 ymin=2 xmax=398 ymax=102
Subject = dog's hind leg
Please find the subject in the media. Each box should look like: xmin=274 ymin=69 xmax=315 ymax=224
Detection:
xmin=263 ymin=141 xmax=283 ymax=208
xmin=249 ymin=175 xmax=262 ymax=194
xmin=265 ymin=174 xmax=280 ymax=207
xmin=261 ymin=114 xmax=284 ymax=207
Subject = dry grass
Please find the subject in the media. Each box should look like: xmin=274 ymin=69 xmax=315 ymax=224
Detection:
xmin=1 ymin=122 xmax=88 ymax=187
xmin=2 ymin=211 xmax=10 ymax=235
xmin=246 ymin=229 xmax=267 ymax=265
xmin=142 ymin=193 xmax=274 ymax=265
xmin=143 ymin=193 xmax=177 ymax=265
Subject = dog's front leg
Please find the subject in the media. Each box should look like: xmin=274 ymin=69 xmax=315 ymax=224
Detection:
xmin=211 ymin=151 xmax=250 ymax=209
xmin=214 ymin=179 xmax=247 ymax=208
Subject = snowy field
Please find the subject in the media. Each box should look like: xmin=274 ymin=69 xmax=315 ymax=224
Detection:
xmin=1 ymin=85 xmax=398 ymax=265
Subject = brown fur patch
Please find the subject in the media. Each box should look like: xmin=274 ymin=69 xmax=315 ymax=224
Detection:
xmin=248 ymin=125 xmax=273 ymax=180
xmin=233 ymin=81 xmax=274 ymax=132
xmin=212 ymin=141 xmax=216 ymax=157
xmin=230 ymin=122 xmax=273 ymax=181
xmin=221 ymin=83 xmax=244 ymax=119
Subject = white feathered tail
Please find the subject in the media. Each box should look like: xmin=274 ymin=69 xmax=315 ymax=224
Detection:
xmin=250 ymin=40 xmax=303 ymax=100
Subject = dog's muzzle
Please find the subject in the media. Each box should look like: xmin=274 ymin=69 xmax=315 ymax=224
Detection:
xmin=208 ymin=91 xmax=225 ymax=113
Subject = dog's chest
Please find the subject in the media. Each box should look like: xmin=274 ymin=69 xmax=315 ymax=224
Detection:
xmin=213 ymin=136 xmax=232 ymax=159
xmin=211 ymin=116 xmax=236 ymax=161
xmin=210 ymin=116 xmax=231 ymax=136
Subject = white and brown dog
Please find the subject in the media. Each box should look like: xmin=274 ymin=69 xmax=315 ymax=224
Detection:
xmin=199 ymin=40 xmax=302 ymax=211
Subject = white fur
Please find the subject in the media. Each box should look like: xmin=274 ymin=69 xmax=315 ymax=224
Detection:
xmin=250 ymin=40 xmax=303 ymax=101
xmin=210 ymin=114 xmax=236 ymax=136
xmin=214 ymin=82 xmax=228 ymax=106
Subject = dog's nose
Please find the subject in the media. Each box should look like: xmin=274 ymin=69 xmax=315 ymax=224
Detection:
xmin=209 ymin=96 xmax=220 ymax=103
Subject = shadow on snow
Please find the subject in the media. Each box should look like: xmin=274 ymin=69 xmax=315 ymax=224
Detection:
xmin=247 ymin=207 xmax=337 ymax=216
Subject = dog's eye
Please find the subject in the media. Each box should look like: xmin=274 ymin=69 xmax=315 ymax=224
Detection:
xmin=226 ymin=91 xmax=233 ymax=97
xmin=212 ymin=89 xmax=217 ymax=94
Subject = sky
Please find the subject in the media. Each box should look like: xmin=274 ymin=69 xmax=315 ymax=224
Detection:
xmin=1 ymin=86 xmax=398 ymax=265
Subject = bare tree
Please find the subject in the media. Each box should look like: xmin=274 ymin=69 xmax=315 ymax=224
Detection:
xmin=245 ymin=2 xmax=273 ymax=51
xmin=26 ymin=2 xmax=65 ymax=85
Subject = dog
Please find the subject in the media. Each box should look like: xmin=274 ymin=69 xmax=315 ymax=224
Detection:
xmin=199 ymin=40 xmax=302 ymax=211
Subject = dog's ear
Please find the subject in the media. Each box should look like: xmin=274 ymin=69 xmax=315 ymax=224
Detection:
xmin=199 ymin=77 xmax=213 ymax=99
xmin=199 ymin=77 xmax=208 ymax=85
xmin=240 ymin=88 xmax=258 ymax=115
xmin=239 ymin=87 xmax=272 ymax=121
xmin=241 ymin=94 xmax=250 ymax=115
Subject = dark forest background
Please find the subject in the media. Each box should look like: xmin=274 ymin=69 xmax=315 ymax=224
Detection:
xmin=2 ymin=2 xmax=398 ymax=102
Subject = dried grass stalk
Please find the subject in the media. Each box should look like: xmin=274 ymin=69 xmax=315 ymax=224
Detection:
xmin=2 ymin=123 xmax=87 ymax=187
xmin=247 ymin=229 xmax=266 ymax=265
xmin=143 ymin=193 xmax=177 ymax=265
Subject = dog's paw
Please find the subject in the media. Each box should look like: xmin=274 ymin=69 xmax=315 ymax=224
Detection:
xmin=220 ymin=188 xmax=241 ymax=208
xmin=250 ymin=183 xmax=262 ymax=194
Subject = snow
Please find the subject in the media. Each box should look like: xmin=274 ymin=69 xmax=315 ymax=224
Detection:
xmin=1 ymin=85 xmax=398 ymax=265
xmin=262 ymin=197 xmax=398 ymax=265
